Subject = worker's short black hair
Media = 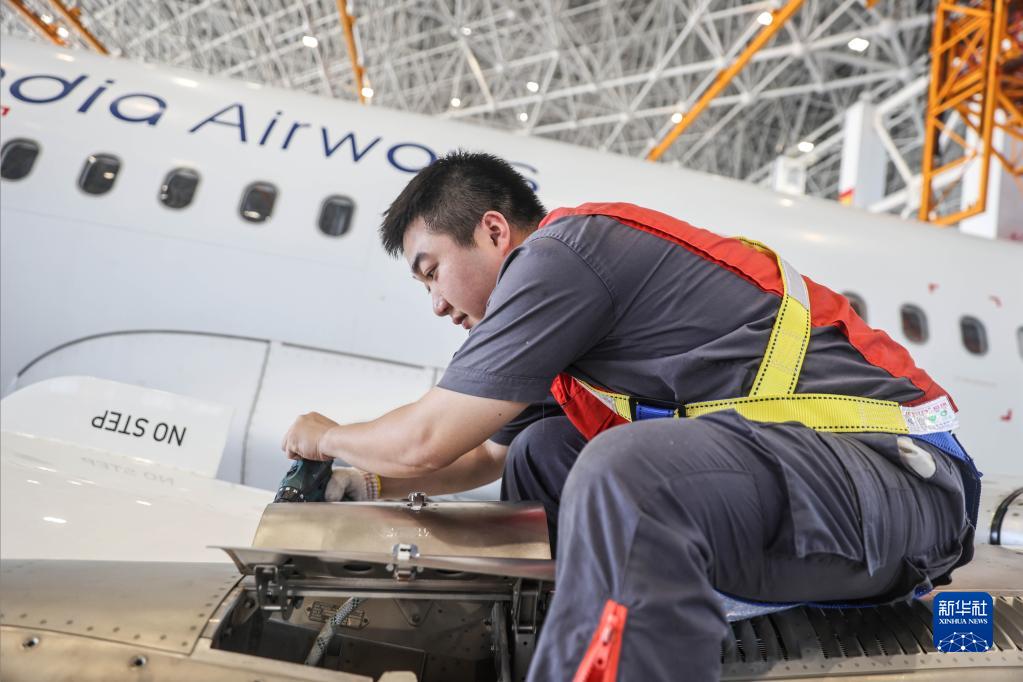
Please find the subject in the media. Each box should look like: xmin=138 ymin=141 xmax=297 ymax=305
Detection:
xmin=379 ymin=151 xmax=547 ymax=257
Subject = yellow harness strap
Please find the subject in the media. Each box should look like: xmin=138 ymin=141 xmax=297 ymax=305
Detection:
xmin=684 ymin=394 xmax=908 ymax=434
xmin=574 ymin=238 xmax=913 ymax=434
xmin=739 ymin=238 xmax=811 ymax=397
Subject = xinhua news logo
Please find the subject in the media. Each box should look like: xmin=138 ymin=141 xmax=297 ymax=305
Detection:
xmin=932 ymin=592 xmax=994 ymax=653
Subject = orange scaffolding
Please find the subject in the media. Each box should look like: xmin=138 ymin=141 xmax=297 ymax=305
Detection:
xmin=3 ymin=0 xmax=67 ymax=46
xmin=49 ymin=0 xmax=109 ymax=55
xmin=919 ymin=0 xmax=1022 ymax=226
xmin=335 ymin=0 xmax=367 ymax=104
xmin=647 ymin=0 xmax=805 ymax=162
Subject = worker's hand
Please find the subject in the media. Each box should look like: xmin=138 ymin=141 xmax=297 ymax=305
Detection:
xmin=281 ymin=411 xmax=339 ymax=462
xmin=325 ymin=467 xmax=381 ymax=502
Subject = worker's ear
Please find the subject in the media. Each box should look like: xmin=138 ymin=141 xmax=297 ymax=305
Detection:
xmin=479 ymin=211 xmax=515 ymax=254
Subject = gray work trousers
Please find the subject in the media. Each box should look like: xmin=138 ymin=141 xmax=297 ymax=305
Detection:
xmin=501 ymin=412 xmax=971 ymax=682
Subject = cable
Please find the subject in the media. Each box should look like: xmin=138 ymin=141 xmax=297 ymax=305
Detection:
xmin=304 ymin=596 xmax=364 ymax=667
xmin=989 ymin=487 xmax=1023 ymax=545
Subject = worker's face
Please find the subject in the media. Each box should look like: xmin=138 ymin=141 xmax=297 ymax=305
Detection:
xmin=404 ymin=211 xmax=518 ymax=330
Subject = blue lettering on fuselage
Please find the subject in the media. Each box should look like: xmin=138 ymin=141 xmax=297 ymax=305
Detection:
xmin=0 ymin=66 xmax=541 ymax=189
xmin=109 ymin=93 xmax=166 ymax=126
xmin=9 ymin=73 xmax=87 ymax=104
xmin=387 ymin=143 xmax=437 ymax=173
xmin=189 ymin=102 xmax=247 ymax=141
xmin=322 ymin=128 xmax=381 ymax=161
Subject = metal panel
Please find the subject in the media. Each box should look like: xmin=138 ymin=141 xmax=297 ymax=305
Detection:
xmin=251 ymin=500 xmax=551 ymax=559
xmin=0 ymin=626 xmax=393 ymax=681
xmin=716 ymin=546 xmax=1023 ymax=679
xmin=0 ymin=560 xmax=240 ymax=653
xmin=219 ymin=545 xmax=555 ymax=582
xmin=718 ymin=598 xmax=1023 ymax=679
xmin=0 ymin=431 xmax=269 ymax=563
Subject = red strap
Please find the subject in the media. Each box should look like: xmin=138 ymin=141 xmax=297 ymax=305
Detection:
xmin=551 ymin=373 xmax=627 ymax=441
xmin=573 ymin=599 xmax=629 ymax=682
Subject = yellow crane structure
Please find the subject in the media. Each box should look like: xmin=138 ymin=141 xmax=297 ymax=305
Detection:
xmin=919 ymin=0 xmax=1022 ymax=226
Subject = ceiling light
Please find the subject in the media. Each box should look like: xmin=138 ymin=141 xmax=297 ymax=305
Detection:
xmin=41 ymin=14 xmax=53 ymax=24
xmin=450 ymin=97 xmax=462 ymax=107
xmin=797 ymin=140 xmax=815 ymax=153
xmin=361 ymin=86 xmax=374 ymax=98
xmin=526 ymin=81 xmax=540 ymax=93
xmin=302 ymin=35 xmax=319 ymax=48
xmin=56 ymin=26 xmax=69 ymax=39
xmin=43 ymin=516 xmax=67 ymax=524
xmin=847 ymin=37 xmax=870 ymax=52
xmin=757 ymin=12 xmax=773 ymax=26
xmin=518 ymin=111 xmax=529 ymax=122
xmin=136 ymin=500 xmax=152 ymax=506
xmin=461 ymin=26 xmax=472 ymax=36
xmin=671 ymin=111 xmax=684 ymax=124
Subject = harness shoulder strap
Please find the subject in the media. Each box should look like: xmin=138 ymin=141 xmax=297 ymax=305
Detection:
xmin=736 ymin=238 xmax=811 ymax=397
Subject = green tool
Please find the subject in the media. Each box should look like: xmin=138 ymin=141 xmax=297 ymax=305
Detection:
xmin=273 ymin=459 xmax=332 ymax=503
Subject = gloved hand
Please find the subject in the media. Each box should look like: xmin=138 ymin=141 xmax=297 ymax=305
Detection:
xmin=325 ymin=467 xmax=382 ymax=501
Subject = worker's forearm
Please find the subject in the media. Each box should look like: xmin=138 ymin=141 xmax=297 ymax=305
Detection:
xmin=379 ymin=443 xmax=506 ymax=499
xmin=316 ymin=388 xmax=525 ymax=478
xmin=318 ymin=402 xmax=437 ymax=477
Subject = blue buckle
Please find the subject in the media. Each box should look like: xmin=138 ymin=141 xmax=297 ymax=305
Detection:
xmin=634 ymin=403 xmax=675 ymax=420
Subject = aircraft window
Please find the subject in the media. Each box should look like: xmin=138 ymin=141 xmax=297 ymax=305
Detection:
xmin=78 ymin=153 xmax=121 ymax=195
xmin=1 ymin=139 xmax=40 ymax=180
xmin=842 ymin=291 xmax=868 ymax=323
xmin=159 ymin=168 xmax=200 ymax=209
xmin=319 ymin=195 xmax=355 ymax=237
xmin=960 ymin=316 xmax=988 ymax=355
xmin=1018 ymin=327 xmax=1023 ymax=360
xmin=900 ymin=304 xmax=928 ymax=344
xmin=240 ymin=182 xmax=277 ymax=223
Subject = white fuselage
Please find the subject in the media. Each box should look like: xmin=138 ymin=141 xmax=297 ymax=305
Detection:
xmin=1 ymin=38 xmax=1020 ymax=494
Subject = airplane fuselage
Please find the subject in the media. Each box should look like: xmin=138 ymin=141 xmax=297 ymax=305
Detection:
xmin=1 ymin=39 xmax=1020 ymax=486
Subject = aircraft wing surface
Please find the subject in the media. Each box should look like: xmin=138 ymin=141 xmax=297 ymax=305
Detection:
xmin=0 ymin=377 xmax=271 ymax=562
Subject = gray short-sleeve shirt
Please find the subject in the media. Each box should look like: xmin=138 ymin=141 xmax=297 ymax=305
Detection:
xmin=439 ymin=214 xmax=923 ymax=410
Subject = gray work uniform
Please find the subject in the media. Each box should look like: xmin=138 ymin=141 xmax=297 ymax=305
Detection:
xmin=439 ymin=214 xmax=971 ymax=681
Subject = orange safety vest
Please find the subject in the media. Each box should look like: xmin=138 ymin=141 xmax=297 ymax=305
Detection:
xmin=542 ymin=202 xmax=956 ymax=441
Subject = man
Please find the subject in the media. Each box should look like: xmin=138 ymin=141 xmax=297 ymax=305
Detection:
xmin=282 ymin=152 xmax=979 ymax=681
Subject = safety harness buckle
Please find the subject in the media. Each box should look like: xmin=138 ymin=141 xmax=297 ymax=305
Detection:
xmin=634 ymin=403 xmax=676 ymax=420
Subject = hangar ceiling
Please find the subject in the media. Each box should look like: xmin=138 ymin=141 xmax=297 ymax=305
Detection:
xmin=1 ymin=1 xmax=936 ymax=211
